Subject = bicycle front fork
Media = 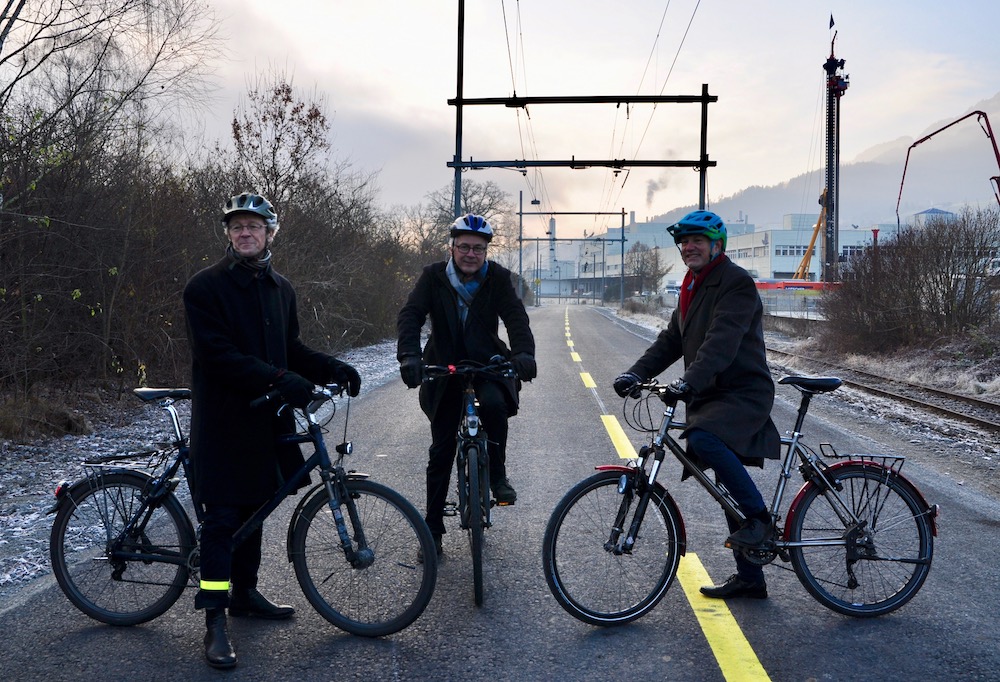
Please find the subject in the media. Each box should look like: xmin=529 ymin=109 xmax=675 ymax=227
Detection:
xmin=322 ymin=473 xmax=374 ymax=569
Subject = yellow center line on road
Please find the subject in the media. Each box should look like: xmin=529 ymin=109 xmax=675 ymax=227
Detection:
xmin=677 ymin=555 xmax=771 ymax=681
xmin=562 ymin=306 xmax=770 ymax=682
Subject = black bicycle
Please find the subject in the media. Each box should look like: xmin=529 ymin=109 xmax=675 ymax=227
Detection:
xmin=542 ymin=375 xmax=938 ymax=624
xmin=424 ymin=358 xmax=516 ymax=606
xmin=49 ymin=384 xmax=437 ymax=636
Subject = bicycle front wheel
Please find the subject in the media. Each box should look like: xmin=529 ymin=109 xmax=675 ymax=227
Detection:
xmin=291 ymin=479 xmax=437 ymax=637
xmin=788 ymin=464 xmax=934 ymax=617
xmin=467 ymin=443 xmax=485 ymax=606
xmin=49 ymin=470 xmax=195 ymax=626
xmin=542 ymin=470 xmax=683 ymax=626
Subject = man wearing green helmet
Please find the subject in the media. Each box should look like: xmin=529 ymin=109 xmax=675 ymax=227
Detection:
xmin=183 ymin=192 xmax=362 ymax=668
xmin=613 ymin=209 xmax=779 ymax=600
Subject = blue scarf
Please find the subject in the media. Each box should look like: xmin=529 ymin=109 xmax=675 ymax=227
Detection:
xmin=446 ymin=259 xmax=488 ymax=324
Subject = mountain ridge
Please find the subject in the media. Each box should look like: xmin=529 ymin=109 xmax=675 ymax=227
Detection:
xmin=654 ymin=90 xmax=1000 ymax=229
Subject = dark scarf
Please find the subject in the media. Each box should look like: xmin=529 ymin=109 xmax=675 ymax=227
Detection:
xmin=226 ymin=243 xmax=273 ymax=273
xmin=679 ymin=253 xmax=728 ymax=320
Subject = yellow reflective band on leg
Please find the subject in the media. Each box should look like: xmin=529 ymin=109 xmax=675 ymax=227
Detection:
xmin=200 ymin=580 xmax=231 ymax=592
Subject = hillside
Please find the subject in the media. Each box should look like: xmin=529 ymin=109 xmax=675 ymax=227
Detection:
xmin=655 ymin=91 xmax=1000 ymax=229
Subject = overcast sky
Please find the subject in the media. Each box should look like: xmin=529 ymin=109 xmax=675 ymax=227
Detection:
xmin=205 ymin=1 xmax=1000 ymax=237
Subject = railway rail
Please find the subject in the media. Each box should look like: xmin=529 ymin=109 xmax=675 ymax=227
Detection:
xmin=767 ymin=347 xmax=1000 ymax=433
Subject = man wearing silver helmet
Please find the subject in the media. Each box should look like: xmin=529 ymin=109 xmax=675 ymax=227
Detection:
xmin=183 ymin=192 xmax=362 ymax=668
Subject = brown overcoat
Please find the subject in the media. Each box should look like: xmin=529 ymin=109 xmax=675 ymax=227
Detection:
xmin=627 ymin=256 xmax=779 ymax=463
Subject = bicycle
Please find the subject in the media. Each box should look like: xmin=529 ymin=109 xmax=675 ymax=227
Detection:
xmin=423 ymin=357 xmax=517 ymax=606
xmin=49 ymin=384 xmax=438 ymax=636
xmin=542 ymin=375 xmax=938 ymax=625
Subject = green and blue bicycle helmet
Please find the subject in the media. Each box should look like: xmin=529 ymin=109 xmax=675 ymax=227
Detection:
xmin=667 ymin=210 xmax=726 ymax=251
xmin=450 ymin=214 xmax=494 ymax=242
xmin=221 ymin=192 xmax=279 ymax=233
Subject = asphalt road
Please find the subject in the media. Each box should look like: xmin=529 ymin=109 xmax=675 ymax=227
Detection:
xmin=2 ymin=304 xmax=998 ymax=681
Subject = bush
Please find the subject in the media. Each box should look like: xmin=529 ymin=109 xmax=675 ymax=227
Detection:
xmin=820 ymin=207 xmax=1000 ymax=354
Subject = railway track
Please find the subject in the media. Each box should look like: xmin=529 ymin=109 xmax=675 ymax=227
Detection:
xmin=767 ymin=347 xmax=1000 ymax=433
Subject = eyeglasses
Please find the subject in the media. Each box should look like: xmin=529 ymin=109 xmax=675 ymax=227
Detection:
xmin=228 ymin=223 xmax=267 ymax=234
xmin=454 ymin=243 xmax=487 ymax=255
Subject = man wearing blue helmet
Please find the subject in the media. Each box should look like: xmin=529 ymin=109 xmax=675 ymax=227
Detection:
xmin=613 ymin=209 xmax=780 ymax=600
xmin=397 ymin=214 xmax=536 ymax=560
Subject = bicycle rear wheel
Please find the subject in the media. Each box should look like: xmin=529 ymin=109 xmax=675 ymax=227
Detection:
xmin=788 ymin=464 xmax=934 ymax=617
xmin=291 ymin=479 xmax=437 ymax=637
xmin=542 ymin=470 xmax=683 ymax=626
xmin=49 ymin=470 xmax=195 ymax=626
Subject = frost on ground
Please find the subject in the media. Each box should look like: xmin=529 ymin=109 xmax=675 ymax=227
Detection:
xmin=0 ymin=339 xmax=401 ymax=603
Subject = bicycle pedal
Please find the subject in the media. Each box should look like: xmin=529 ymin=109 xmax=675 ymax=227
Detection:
xmin=493 ymin=499 xmax=514 ymax=507
xmin=443 ymin=503 xmax=458 ymax=517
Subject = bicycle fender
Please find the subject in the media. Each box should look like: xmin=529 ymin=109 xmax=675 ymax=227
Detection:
xmin=285 ymin=474 xmax=373 ymax=562
xmin=593 ymin=466 xmax=688 ymax=555
xmin=46 ymin=470 xmax=154 ymax=515
xmin=783 ymin=461 xmax=938 ymax=539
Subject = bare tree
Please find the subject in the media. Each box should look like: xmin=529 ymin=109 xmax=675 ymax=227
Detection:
xmin=821 ymin=206 xmax=1000 ymax=353
xmin=625 ymin=242 xmax=670 ymax=296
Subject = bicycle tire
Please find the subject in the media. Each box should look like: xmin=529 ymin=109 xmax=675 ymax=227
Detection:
xmin=788 ymin=463 xmax=934 ymax=617
xmin=49 ymin=470 xmax=196 ymax=626
xmin=467 ymin=442 xmax=485 ymax=606
xmin=542 ymin=470 xmax=683 ymax=626
xmin=291 ymin=479 xmax=437 ymax=637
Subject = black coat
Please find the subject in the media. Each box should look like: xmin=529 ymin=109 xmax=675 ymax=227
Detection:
xmin=396 ymin=260 xmax=535 ymax=420
xmin=184 ymin=257 xmax=332 ymax=506
xmin=626 ymin=256 xmax=779 ymax=463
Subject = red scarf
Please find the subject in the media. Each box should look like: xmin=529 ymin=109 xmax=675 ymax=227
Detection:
xmin=679 ymin=254 xmax=728 ymax=320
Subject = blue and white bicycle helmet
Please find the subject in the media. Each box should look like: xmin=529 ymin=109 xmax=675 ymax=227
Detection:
xmin=450 ymin=214 xmax=494 ymax=242
xmin=667 ymin=210 xmax=726 ymax=251
xmin=221 ymin=192 xmax=279 ymax=233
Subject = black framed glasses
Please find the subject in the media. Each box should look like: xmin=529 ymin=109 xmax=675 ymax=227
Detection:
xmin=454 ymin=244 xmax=487 ymax=255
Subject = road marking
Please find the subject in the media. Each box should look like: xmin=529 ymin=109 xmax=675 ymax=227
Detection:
xmin=567 ymin=306 xmax=769 ymax=681
xmin=677 ymin=554 xmax=771 ymax=682
xmin=601 ymin=415 xmax=637 ymax=459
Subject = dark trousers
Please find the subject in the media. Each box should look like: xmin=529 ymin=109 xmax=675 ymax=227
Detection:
xmin=686 ymin=428 xmax=767 ymax=583
xmin=193 ymin=503 xmax=264 ymax=610
xmin=425 ymin=379 xmax=509 ymax=536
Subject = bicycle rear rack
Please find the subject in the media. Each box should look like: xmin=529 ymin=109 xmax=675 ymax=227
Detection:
xmin=819 ymin=443 xmax=906 ymax=475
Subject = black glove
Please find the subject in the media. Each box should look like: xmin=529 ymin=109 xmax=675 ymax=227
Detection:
xmin=328 ymin=358 xmax=361 ymax=397
xmin=511 ymin=353 xmax=537 ymax=382
xmin=613 ymin=371 xmax=643 ymax=398
xmin=272 ymin=370 xmax=315 ymax=408
xmin=666 ymin=378 xmax=693 ymax=401
xmin=399 ymin=356 xmax=423 ymax=389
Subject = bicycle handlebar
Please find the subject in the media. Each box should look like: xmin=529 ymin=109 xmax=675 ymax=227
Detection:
xmin=250 ymin=383 xmax=345 ymax=411
xmin=422 ymin=357 xmax=517 ymax=382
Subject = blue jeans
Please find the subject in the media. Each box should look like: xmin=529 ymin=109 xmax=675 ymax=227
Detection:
xmin=686 ymin=428 xmax=767 ymax=583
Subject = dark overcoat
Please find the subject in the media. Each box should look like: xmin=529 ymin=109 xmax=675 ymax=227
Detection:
xmin=184 ymin=257 xmax=332 ymax=506
xmin=396 ymin=260 xmax=535 ymax=420
xmin=626 ymin=256 xmax=779 ymax=463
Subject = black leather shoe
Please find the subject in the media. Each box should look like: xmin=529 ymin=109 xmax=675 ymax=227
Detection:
xmin=204 ymin=608 xmax=237 ymax=669
xmin=725 ymin=518 xmax=772 ymax=549
xmin=491 ymin=477 xmax=517 ymax=505
xmin=700 ymin=574 xmax=768 ymax=600
xmin=417 ymin=533 xmax=443 ymax=564
xmin=228 ymin=589 xmax=295 ymax=620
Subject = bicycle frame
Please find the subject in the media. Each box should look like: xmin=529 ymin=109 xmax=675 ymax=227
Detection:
xmin=628 ymin=384 xmax=937 ymax=556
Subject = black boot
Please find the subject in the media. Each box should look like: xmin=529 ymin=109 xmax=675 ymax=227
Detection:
xmin=204 ymin=608 xmax=237 ymax=669
xmin=229 ymin=588 xmax=295 ymax=620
